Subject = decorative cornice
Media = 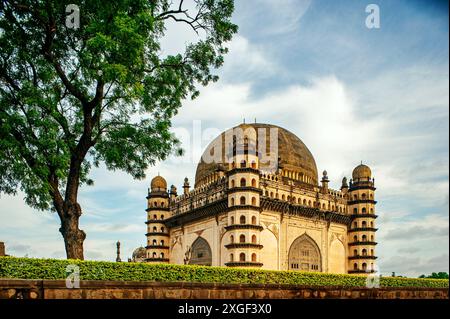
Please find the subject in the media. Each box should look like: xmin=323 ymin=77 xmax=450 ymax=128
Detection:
xmin=348 ymin=255 xmax=378 ymax=260
xmin=146 ymin=207 xmax=171 ymax=212
xmin=144 ymin=258 xmax=170 ymax=262
xmin=145 ymin=232 xmax=170 ymax=237
xmin=226 ymin=167 xmax=260 ymax=176
xmin=226 ymin=187 xmax=262 ymax=195
xmin=225 ymin=243 xmax=264 ymax=249
xmin=165 ymin=199 xmax=228 ymax=228
xmin=146 ymin=192 xmax=169 ymax=199
xmin=348 ymin=227 xmax=378 ymax=233
xmin=145 ymin=220 xmax=166 ymax=225
xmin=350 ymin=214 xmax=378 ymax=219
xmin=348 ymin=199 xmax=377 ymax=205
xmin=227 ymin=205 xmax=261 ymax=212
xmin=261 ymin=198 xmax=352 ymax=226
xmin=225 ymin=224 xmax=264 ymax=231
xmin=348 ymin=241 xmax=378 ymax=246
xmin=225 ymin=262 xmax=263 ymax=267
xmin=348 ymin=269 xmax=377 ymax=274
xmin=145 ymin=245 xmax=170 ymax=250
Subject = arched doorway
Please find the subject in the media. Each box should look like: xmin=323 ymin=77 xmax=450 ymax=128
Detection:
xmin=188 ymin=237 xmax=212 ymax=266
xmin=288 ymin=234 xmax=322 ymax=272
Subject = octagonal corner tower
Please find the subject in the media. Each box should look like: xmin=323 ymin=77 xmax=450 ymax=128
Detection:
xmin=194 ymin=123 xmax=318 ymax=188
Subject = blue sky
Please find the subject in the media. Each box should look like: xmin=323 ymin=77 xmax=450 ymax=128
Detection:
xmin=0 ymin=0 xmax=448 ymax=277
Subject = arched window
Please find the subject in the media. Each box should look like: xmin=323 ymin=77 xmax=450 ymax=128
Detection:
xmin=154 ymin=201 xmax=158 ymax=207
xmin=230 ymin=235 xmax=234 ymax=244
xmin=251 ymin=253 xmax=257 ymax=262
xmin=353 ymin=235 xmax=358 ymax=242
xmin=153 ymin=214 xmax=157 ymax=220
xmin=161 ymin=214 xmax=164 ymax=220
xmin=251 ymin=197 xmax=257 ymax=205
xmin=362 ymin=207 xmax=367 ymax=213
xmin=270 ymin=192 xmax=274 ymax=198
xmin=362 ymin=249 xmax=367 ymax=256
xmin=152 ymin=239 xmax=157 ymax=245
xmin=362 ymin=263 xmax=367 ymax=270
xmin=230 ymin=254 xmax=234 ymax=262
xmin=251 ymin=216 xmax=257 ymax=225
xmin=362 ymin=221 xmax=367 ymax=228
xmin=240 ymin=178 xmax=246 ymax=187
xmin=362 ymin=193 xmax=367 ymax=199
xmin=161 ymin=240 xmax=164 ymax=246
xmin=240 ymin=160 xmax=246 ymax=168
xmin=252 ymin=235 xmax=257 ymax=244
xmin=152 ymin=252 xmax=157 ymax=258
xmin=353 ymin=222 xmax=357 ymax=228
xmin=303 ymin=199 xmax=307 ymax=206
xmin=161 ymin=227 xmax=165 ymax=233
xmin=161 ymin=202 xmax=165 ymax=207
xmin=153 ymin=226 xmax=157 ymax=232
xmin=353 ymin=249 xmax=358 ymax=256
xmin=354 ymin=263 xmax=358 ymax=270
xmin=370 ymin=235 xmax=374 ymax=241
xmin=353 ymin=194 xmax=357 ymax=200
xmin=239 ymin=234 xmax=246 ymax=243
xmin=353 ymin=208 xmax=358 ymax=214
xmin=370 ymin=221 xmax=374 ymax=227
xmin=230 ymin=216 xmax=235 ymax=224
xmin=230 ymin=198 xmax=235 ymax=206
xmin=251 ymin=179 xmax=257 ymax=187
xmin=240 ymin=196 xmax=246 ymax=205
xmin=282 ymin=194 xmax=285 ymax=200
xmin=371 ymin=249 xmax=374 ymax=256
xmin=308 ymin=200 xmax=312 ymax=207
xmin=231 ymin=180 xmax=235 ymax=188
xmin=239 ymin=253 xmax=246 ymax=262
xmin=362 ymin=235 xmax=367 ymax=242
xmin=160 ymin=253 xmax=164 ymax=259
xmin=240 ymin=215 xmax=246 ymax=224
xmin=298 ymin=198 xmax=301 ymax=204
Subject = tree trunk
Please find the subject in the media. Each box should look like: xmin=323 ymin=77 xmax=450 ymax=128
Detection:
xmin=59 ymin=202 xmax=86 ymax=260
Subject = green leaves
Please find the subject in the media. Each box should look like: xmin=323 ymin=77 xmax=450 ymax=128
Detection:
xmin=0 ymin=257 xmax=449 ymax=288
xmin=0 ymin=0 xmax=237 ymax=214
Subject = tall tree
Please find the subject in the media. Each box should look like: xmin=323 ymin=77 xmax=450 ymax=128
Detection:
xmin=0 ymin=0 xmax=237 ymax=259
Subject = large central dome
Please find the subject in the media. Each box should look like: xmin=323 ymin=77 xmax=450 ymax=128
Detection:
xmin=195 ymin=123 xmax=318 ymax=187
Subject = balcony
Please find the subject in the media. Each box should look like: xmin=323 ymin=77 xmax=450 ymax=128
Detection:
xmin=348 ymin=255 xmax=378 ymax=260
xmin=225 ymin=224 xmax=264 ymax=231
xmin=348 ymin=227 xmax=378 ymax=233
xmin=348 ymin=241 xmax=377 ymax=246
xmin=225 ymin=261 xmax=263 ymax=267
xmin=225 ymin=243 xmax=263 ymax=249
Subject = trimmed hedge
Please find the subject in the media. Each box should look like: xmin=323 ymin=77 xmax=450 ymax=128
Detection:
xmin=0 ymin=257 xmax=448 ymax=288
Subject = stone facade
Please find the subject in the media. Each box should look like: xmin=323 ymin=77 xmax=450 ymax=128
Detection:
xmin=143 ymin=123 xmax=378 ymax=274
xmin=0 ymin=280 xmax=447 ymax=299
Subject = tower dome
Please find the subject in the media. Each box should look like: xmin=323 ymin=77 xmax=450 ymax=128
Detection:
xmin=150 ymin=175 xmax=167 ymax=192
xmin=132 ymin=246 xmax=146 ymax=262
xmin=352 ymin=164 xmax=372 ymax=180
xmin=195 ymin=123 xmax=318 ymax=187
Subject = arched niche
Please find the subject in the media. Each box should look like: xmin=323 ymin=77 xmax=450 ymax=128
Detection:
xmin=188 ymin=237 xmax=212 ymax=266
xmin=288 ymin=234 xmax=322 ymax=272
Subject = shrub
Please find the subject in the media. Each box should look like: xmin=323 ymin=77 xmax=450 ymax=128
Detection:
xmin=0 ymin=257 xmax=448 ymax=288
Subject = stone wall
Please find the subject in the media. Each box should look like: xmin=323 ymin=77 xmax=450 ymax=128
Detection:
xmin=0 ymin=279 xmax=447 ymax=299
